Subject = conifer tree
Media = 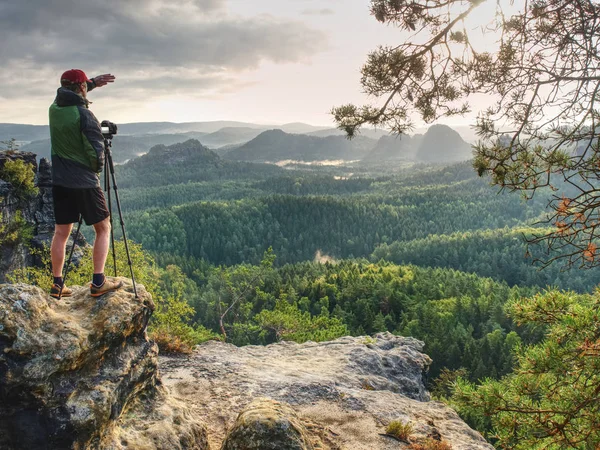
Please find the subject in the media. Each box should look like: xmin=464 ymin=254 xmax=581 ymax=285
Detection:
xmin=334 ymin=0 xmax=600 ymax=268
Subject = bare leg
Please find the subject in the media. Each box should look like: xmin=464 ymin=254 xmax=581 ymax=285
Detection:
xmin=51 ymin=223 xmax=73 ymax=277
xmin=92 ymin=217 xmax=111 ymax=276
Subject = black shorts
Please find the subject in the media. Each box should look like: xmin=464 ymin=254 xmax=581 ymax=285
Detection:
xmin=52 ymin=186 xmax=110 ymax=226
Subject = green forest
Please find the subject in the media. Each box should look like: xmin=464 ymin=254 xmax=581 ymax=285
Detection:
xmin=10 ymin=137 xmax=598 ymax=448
xmin=86 ymin=140 xmax=583 ymax=359
xmin=106 ymin=140 xmax=600 ymax=446
xmin=110 ymin=141 xmax=600 ymax=293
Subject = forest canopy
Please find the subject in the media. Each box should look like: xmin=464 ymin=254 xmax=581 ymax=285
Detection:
xmin=333 ymin=0 xmax=600 ymax=269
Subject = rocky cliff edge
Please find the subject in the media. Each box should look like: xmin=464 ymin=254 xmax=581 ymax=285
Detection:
xmin=0 ymin=279 xmax=491 ymax=450
xmin=161 ymin=334 xmax=493 ymax=450
xmin=0 ymin=280 xmax=209 ymax=450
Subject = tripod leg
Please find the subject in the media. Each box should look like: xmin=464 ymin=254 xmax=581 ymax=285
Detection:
xmin=105 ymin=149 xmax=138 ymax=298
xmin=105 ymin=157 xmax=117 ymax=276
xmin=61 ymin=215 xmax=83 ymax=299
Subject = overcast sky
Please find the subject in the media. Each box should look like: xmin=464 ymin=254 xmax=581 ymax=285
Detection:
xmin=0 ymin=0 xmax=497 ymax=127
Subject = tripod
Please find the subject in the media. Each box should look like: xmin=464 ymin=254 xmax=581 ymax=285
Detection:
xmin=103 ymin=134 xmax=138 ymax=298
xmin=60 ymin=134 xmax=138 ymax=299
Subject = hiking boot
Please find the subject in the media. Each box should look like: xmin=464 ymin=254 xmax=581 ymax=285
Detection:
xmin=50 ymin=284 xmax=72 ymax=299
xmin=90 ymin=278 xmax=123 ymax=297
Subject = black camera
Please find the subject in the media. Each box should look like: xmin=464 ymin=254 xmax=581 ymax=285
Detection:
xmin=101 ymin=120 xmax=118 ymax=138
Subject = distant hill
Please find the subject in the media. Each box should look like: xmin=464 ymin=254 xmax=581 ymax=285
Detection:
xmin=3 ymin=121 xmax=247 ymax=146
xmin=0 ymin=124 xmax=49 ymax=142
xmin=200 ymin=127 xmax=265 ymax=148
xmin=416 ymin=124 xmax=473 ymax=162
xmin=117 ymin=121 xmax=329 ymax=135
xmin=21 ymin=132 xmax=208 ymax=164
xmin=116 ymin=139 xmax=282 ymax=188
xmin=361 ymin=127 xmax=469 ymax=163
xmin=223 ymin=129 xmax=376 ymax=162
xmin=213 ymin=143 xmax=243 ymax=155
xmin=277 ymin=123 xmax=331 ymax=134
xmin=131 ymin=139 xmax=219 ymax=165
xmin=17 ymin=126 xmax=345 ymax=163
xmin=1 ymin=120 xmax=331 ymax=144
xmin=116 ymin=121 xmax=267 ymax=135
xmin=450 ymin=125 xmax=480 ymax=144
xmin=415 ymin=124 xmax=479 ymax=144
xmin=3 ymin=121 xmax=473 ymax=165
xmin=18 ymin=140 xmax=52 ymax=160
xmin=306 ymin=128 xmax=391 ymax=140
xmin=362 ymin=134 xmax=416 ymax=161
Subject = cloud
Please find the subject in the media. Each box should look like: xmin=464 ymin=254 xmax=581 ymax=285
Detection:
xmin=107 ymin=70 xmax=252 ymax=96
xmin=301 ymin=8 xmax=335 ymax=16
xmin=0 ymin=0 xmax=327 ymax=102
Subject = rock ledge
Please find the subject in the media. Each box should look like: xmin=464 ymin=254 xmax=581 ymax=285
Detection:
xmin=0 ymin=279 xmax=209 ymax=450
xmin=161 ymin=333 xmax=492 ymax=450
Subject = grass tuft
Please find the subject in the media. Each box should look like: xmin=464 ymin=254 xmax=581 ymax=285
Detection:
xmin=409 ymin=438 xmax=453 ymax=450
xmin=385 ymin=420 xmax=413 ymax=440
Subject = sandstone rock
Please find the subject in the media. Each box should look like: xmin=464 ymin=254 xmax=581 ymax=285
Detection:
xmin=31 ymin=157 xmax=56 ymax=240
xmin=102 ymin=384 xmax=210 ymax=450
xmin=0 ymin=280 xmax=209 ymax=450
xmin=160 ymin=333 xmax=493 ymax=450
xmin=221 ymin=398 xmax=314 ymax=450
xmin=0 ymin=151 xmax=38 ymax=172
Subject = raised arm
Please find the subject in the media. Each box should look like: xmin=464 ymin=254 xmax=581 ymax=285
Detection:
xmin=86 ymin=74 xmax=116 ymax=92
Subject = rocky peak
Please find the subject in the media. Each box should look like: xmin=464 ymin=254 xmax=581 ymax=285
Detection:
xmin=363 ymin=134 xmax=415 ymax=161
xmin=417 ymin=124 xmax=473 ymax=163
xmin=0 ymin=151 xmax=59 ymax=281
xmin=140 ymin=139 xmax=218 ymax=165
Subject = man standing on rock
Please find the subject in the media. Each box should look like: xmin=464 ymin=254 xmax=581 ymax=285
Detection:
xmin=48 ymin=69 xmax=123 ymax=299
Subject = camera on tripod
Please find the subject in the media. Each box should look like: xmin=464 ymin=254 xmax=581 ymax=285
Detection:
xmin=101 ymin=120 xmax=118 ymax=139
xmin=61 ymin=119 xmax=138 ymax=299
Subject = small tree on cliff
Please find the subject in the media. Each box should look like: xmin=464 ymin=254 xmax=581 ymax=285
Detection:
xmin=0 ymin=140 xmax=38 ymax=245
xmin=1 ymin=158 xmax=38 ymax=200
xmin=333 ymin=0 xmax=600 ymax=269
xmin=212 ymin=247 xmax=276 ymax=340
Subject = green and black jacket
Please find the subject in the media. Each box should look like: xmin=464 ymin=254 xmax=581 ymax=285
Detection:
xmin=49 ymin=86 xmax=105 ymax=188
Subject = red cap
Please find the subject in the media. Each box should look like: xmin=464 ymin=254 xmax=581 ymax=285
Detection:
xmin=60 ymin=69 xmax=90 ymax=84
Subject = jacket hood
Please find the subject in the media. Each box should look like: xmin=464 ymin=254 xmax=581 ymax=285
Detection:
xmin=55 ymin=87 xmax=89 ymax=108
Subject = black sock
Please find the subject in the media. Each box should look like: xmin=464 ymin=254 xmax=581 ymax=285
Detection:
xmin=92 ymin=273 xmax=105 ymax=287
xmin=53 ymin=276 xmax=64 ymax=287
